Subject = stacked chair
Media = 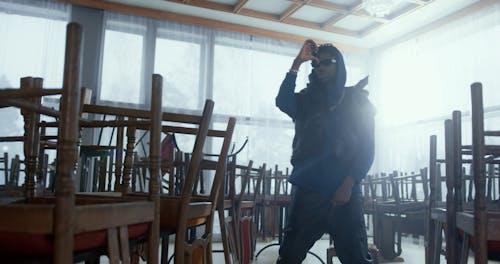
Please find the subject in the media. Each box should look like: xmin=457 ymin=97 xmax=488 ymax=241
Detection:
xmin=0 ymin=22 xmax=161 ymax=263
xmin=80 ymin=94 xmax=236 ymax=264
xmin=237 ymin=162 xmax=265 ymax=263
xmin=367 ymin=168 xmax=429 ymax=260
xmin=455 ymin=83 xmax=500 ymax=263
xmin=427 ymin=82 xmax=500 ymax=264
xmin=0 ymin=152 xmax=23 ymax=198
xmin=208 ymin=139 xmax=249 ymax=264
xmin=220 ymin=160 xmax=265 ymax=264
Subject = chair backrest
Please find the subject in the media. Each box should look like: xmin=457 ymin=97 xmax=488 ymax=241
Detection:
xmin=470 ymin=82 xmax=488 ymax=261
xmin=0 ymin=152 xmax=8 ymax=186
xmin=252 ymin=163 xmax=266 ymax=202
xmin=0 ymin=22 xmax=84 ymax=262
xmin=207 ymin=118 xmax=236 ymax=210
xmin=53 ymin=22 xmax=84 ymax=263
xmin=234 ymin=160 xmax=254 ymax=205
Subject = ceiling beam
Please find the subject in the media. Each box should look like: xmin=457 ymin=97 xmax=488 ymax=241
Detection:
xmin=162 ymin=0 xmax=359 ymax=36
xmin=174 ymin=0 xmax=233 ymax=12
xmin=321 ymin=13 xmax=348 ymax=29
xmin=54 ymin=0 xmax=366 ymax=52
xmin=233 ymin=0 xmax=249 ymax=14
xmin=404 ymin=0 xmax=427 ymax=6
xmin=279 ymin=0 xmax=311 ymax=22
xmin=321 ymin=1 xmax=363 ymax=29
xmin=303 ymin=0 xmax=347 ymax=13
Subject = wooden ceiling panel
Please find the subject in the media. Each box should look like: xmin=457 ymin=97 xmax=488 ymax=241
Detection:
xmin=335 ymin=14 xmax=378 ymax=32
xmin=244 ymin=0 xmax=293 ymax=15
xmin=290 ymin=5 xmax=338 ymax=23
xmin=58 ymin=0 xmax=497 ymax=50
xmin=204 ymin=0 xmax=238 ymax=5
xmin=156 ymin=0 xmax=438 ymax=38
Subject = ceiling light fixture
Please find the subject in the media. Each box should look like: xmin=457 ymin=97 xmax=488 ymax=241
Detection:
xmin=363 ymin=0 xmax=398 ymax=18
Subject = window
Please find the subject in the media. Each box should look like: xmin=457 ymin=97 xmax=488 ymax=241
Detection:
xmin=213 ymin=44 xmax=310 ymax=119
xmin=212 ymin=121 xmax=294 ymax=170
xmin=100 ymin=28 xmax=145 ymax=104
xmin=154 ymin=38 xmax=202 ymax=110
xmin=0 ymin=0 xmax=69 ymax=184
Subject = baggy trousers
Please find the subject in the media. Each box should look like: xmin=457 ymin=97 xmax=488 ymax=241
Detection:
xmin=277 ymin=186 xmax=372 ymax=264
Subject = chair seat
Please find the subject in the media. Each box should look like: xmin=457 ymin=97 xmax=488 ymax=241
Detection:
xmin=376 ymin=201 xmax=425 ymax=213
xmin=158 ymin=196 xmax=212 ymax=230
xmin=0 ymin=223 xmax=149 ymax=257
xmin=264 ymin=195 xmax=291 ymax=206
xmin=80 ymin=145 xmax=116 ymax=155
xmin=240 ymin=200 xmax=255 ymax=209
xmin=0 ymin=197 xmax=155 ymax=258
xmin=430 ymin=207 xmax=447 ymax=222
xmin=456 ymin=211 xmax=500 ymax=239
xmin=222 ymin=199 xmax=233 ymax=209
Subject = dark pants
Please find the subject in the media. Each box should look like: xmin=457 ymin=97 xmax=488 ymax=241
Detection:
xmin=277 ymin=186 xmax=372 ymax=264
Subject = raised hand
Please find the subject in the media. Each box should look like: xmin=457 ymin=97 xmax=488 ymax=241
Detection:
xmin=296 ymin=39 xmax=318 ymax=64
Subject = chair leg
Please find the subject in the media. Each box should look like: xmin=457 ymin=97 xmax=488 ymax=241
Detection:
xmin=206 ymin=239 xmax=213 ymax=264
xmin=218 ymin=207 xmax=231 ymax=264
xmin=433 ymin=222 xmax=443 ymax=264
xmin=107 ymin=227 xmax=120 ymax=264
xmin=118 ymin=225 xmax=130 ymax=264
xmin=161 ymin=235 xmax=170 ymax=264
xmin=326 ymin=246 xmax=335 ymax=264
xmin=84 ymin=256 xmax=100 ymax=264
xmin=174 ymin=230 xmax=185 ymax=264
xmin=459 ymin=233 xmax=470 ymax=264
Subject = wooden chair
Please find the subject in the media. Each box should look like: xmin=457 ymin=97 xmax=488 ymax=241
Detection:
xmin=253 ymin=165 xmax=273 ymax=242
xmin=204 ymin=139 xmax=248 ymax=264
xmin=0 ymin=23 xmax=161 ymax=263
xmin=0 ymin=152 xmax=24 ymax=197
xmin=455 ymin=83 xmax=500 ymax=263
xmin=426 ymin=134 xmax=446 ymax=264
xmin=235 ymin=162 xmax=267 ymax=257
xmin=428 ymin=86 xmax=500 ymax=264
xmin=159 ymin=114 xmax=236 ymax=264
xmin=221 ymin=160 xmax=254 ymax=264
xmin=102 ymin=98 xmax=235 ymax=264
xmin=238 ymin=162 xmax=265 ymax=263
xmin=369 ymin=168 xmax=428 ymax=260
xmin=0 ymin=152 xmax=8 ymax=189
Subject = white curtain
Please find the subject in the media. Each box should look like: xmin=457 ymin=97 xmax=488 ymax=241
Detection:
xmin=0 ymin=0 xmax=70 ymax=184
xmin=99 ymin=10 xmax=369 ymax=170
xmin=369 ymin=3 xmax=500 ymax=173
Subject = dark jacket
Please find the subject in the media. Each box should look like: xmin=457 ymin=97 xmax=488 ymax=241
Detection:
xmin=275 ymin=50 xmax=375 ymax=196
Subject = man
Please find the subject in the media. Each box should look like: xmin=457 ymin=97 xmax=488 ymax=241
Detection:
xmin=275 ymin=39 xmax=375 ymax=264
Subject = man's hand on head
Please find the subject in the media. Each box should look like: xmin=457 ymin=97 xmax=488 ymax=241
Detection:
xmin=293 ymin=39 xmax=318 ymax=68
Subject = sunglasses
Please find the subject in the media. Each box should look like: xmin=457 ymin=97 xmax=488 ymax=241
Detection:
xmin=311 ymin=58 xmax=337 ymax=68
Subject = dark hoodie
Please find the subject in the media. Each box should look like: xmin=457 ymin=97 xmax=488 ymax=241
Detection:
xmin=275 ymin=47 xmax=375 ymax=197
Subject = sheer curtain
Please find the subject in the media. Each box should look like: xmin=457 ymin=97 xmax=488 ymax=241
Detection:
xmin=211 ymin=30 xmax=368 ymax=169
xmin=98 ymin=10 xmax=368 ymax=171
xmin=0 ymin=0 xmax=70 ymax=184
xmin=99 ymin=12 xmax=149 ymax=106
xmin=369 ymin=3 xmax=500 ymax=173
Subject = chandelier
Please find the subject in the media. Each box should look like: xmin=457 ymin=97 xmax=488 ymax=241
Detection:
xmin=363 ymin=0 xmax=398 ymax=18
